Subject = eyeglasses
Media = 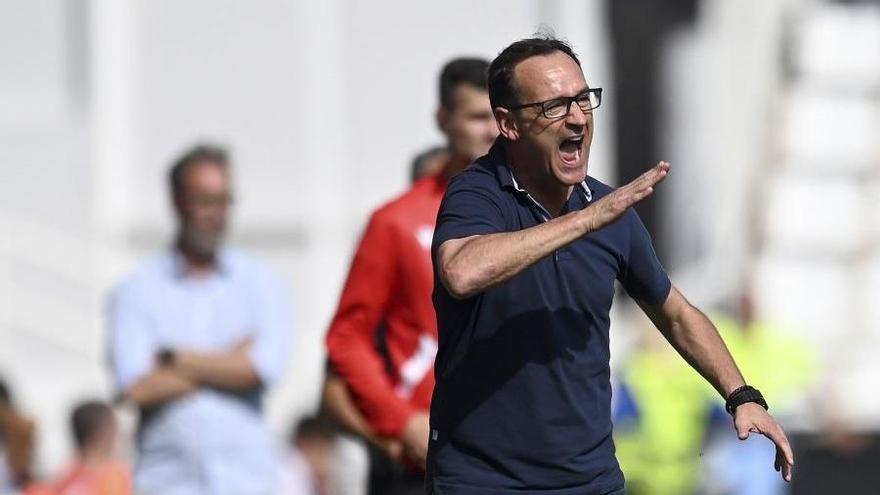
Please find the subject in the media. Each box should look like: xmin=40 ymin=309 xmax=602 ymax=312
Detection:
xmin=186 ymin=193 xmax=234 ymax=209
xmin=508 ymin=88 xmax=603 ymax=119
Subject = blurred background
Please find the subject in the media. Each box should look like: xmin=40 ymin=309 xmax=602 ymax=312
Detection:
xmin=0 ymin=0 xmax=879 ymax=493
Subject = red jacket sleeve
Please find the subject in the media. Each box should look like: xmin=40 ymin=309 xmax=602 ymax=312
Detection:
xmin=325 ymin=210 xmax=416 ymax=437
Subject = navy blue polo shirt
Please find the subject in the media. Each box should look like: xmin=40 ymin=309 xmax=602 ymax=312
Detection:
xmin=427 ymin=142 xmax=671 ymax=495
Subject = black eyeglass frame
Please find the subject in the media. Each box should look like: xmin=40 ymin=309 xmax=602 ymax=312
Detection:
xmin=507 ymin=87 xmax=603 ymax=119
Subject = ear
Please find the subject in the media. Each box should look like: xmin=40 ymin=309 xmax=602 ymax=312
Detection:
xmin=494 ymin=107 xmax=519 ymax=141
xmin=435 ymin=106 xmax=449 ymax=133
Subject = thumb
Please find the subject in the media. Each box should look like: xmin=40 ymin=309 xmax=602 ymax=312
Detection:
xmin=736 ymin=421 xmax=751 ymax=440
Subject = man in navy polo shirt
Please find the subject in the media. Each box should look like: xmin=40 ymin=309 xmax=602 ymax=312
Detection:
xmin=427 ymin=37 xmax=794 ymax=495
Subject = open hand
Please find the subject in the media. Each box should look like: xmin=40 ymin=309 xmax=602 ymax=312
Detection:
xmin=734 ymin=402 xmax=795 ymax=482
xmin=585 ymin=161 xmax=670 ymax=232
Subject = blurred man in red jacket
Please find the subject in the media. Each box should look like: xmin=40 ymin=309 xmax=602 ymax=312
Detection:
xmin=324 ymin=57 xmax=497 ymax=494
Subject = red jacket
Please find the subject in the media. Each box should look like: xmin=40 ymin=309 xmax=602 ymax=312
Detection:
xmin=326 ymin=173 xmax=447 ymax=437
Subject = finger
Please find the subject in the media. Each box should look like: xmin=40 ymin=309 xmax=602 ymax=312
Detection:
xmin=762 ymin=424 xmax=794 ymax=483
xmin=605 ymin=162 xmax=670 ymax=215
xmin=628 ymin=162 xmax=670 ymax=192
xmin=614 ymin=185 xmax=656 ymax=213
xmin=650 ymin=161 xmax=671 ymax=180
xmin=735 ymin=419 xmax=751 ymax=440
xmin=631 ymin=186 xmax=654 ymax=203
xmin=617 ymin=163 xmax=665 ymax=199
xmin=612 ymin=163 xmax=669 ymax=212
xmin=645 ymin=161 xmax=670 ymax=185
xmin=778 ymin=446 xmax=793 ymax=482
xmin=765 ymin=424 xmax=795 ymax=466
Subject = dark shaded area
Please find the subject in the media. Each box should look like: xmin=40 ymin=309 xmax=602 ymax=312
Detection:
xmin=791 ymin=432 xmax=880 ymax=494
xmin=607 ymin=0 xmax=699 ymax=259
xmin=435 ymin=306 xmax=595 ymax=438
xmin=367 ymin=445 xmax=425 ymax=495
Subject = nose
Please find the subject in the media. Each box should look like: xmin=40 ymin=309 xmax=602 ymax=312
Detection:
xmin=565 ymin=102 xmax=588 ymax=127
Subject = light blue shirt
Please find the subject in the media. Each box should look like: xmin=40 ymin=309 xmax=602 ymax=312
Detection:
xmin=109 ymin=248 xmax=291 ymax=495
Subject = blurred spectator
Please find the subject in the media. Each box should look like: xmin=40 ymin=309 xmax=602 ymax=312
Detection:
xmin=107 ymin=144 xmax=291 ymax=494
xmin=0 ymin=378 xmax=36 ymax=494
xmin=278 ymin=416 xmax=338 ymax=495
xmin=702 ymin=285 xmax=816 ymax=495
xmin=613 ymin=313 xmax=716 ymax=495
xmin=323 ymin=57 xmax=496 ymax=494
xmin=25 ymin=401 xmax=130 ymax=495
xmin=714 ymin=286 xmax=816 ymax=410
xmin=409 ymin=146 xmax=449 ymax=183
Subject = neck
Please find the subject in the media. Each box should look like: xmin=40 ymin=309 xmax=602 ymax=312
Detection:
xmin=78 ymin=448 xmax=110 ymax=468
xmin=176 ymin=237 xmax=217 ymax=276
xmin=506 ymin=144 xmax=573 ymax=217
xmin=439 ymin=152 xmax=472 ymax=181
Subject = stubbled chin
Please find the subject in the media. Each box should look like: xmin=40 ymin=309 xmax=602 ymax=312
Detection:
xmin=554 ymin=164 xmax=586 ymax=185
xmin=555 ymin=152 xmax=586 ymax=181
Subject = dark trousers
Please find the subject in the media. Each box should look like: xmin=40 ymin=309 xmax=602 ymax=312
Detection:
xmin=367 ymin=444 xmax=425 ymax=495
xmin=425 ymin=482 xmax=626 ymax=494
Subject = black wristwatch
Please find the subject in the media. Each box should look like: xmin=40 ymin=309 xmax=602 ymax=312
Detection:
xmin=157 ymin=348 xmax=176 ymax=367
xmin=725 ymin=385 xmax=768 ymax=415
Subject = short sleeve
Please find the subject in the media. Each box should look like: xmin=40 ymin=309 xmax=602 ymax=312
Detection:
xmin=432 ymin=173 xmax=507 ymax=253
xmin=108 ymin=285 xmax=156 ymax=391
xmin=619 ymin=210 xmax=671 ymax=306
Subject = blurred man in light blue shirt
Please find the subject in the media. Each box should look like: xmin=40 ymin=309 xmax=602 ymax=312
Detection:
xmin=108 ymin=144 xmax=291 ymax=495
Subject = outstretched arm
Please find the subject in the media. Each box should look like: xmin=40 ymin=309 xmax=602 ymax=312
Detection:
xmin=639 ymin=286 xmax=794 ymax=482
xmin=436 ymin=162 xmax=669 ymax=299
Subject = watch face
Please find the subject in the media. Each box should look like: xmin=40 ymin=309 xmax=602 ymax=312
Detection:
xmin=726 ymin=386 xmax=767 ymax=414
xmin=158 ymin=349 xmax=175 ymax=366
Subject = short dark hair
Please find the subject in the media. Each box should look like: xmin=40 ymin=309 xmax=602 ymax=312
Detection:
xmin=439 ymin=58 xmax=490 ymax=110
xmin=0 ymin=378 xmax=10 ymax=407
xmin=488 ymin=36 xmax=581 ymax=109
xmin=410 ymin=145 xmax=448 ymax=183
xmin=168 ymin=143 xmax=230 ymax=196
xmin=71 ymin=400 xmax=113 ymax=449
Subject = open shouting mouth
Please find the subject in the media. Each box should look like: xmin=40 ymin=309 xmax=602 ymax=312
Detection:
xmin=558 ymin=134 xmax=584 ymax=166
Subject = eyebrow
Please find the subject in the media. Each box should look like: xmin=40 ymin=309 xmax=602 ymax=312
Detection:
xmin=554 ymin=86 xmax=590 ymax=99
xmin=530 ymin=86 xmax=590 ymax=103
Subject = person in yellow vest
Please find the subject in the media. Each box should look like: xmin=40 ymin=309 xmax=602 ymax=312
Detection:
xmin=614 ymin=310 xmax=717 ymax=495
xmin=714 ymin=287 xmax=815 ymax=410
xmin=704 ymin=286 xmax=816 ymax=495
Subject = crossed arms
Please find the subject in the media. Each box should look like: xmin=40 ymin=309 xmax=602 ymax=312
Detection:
xmin=123 ymin=341 xmax=261 ymax=407
xmin=110 ymin=272 xmax=289 ymax=409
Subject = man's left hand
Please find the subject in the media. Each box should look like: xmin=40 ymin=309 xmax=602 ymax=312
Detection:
xmin=733 ymin=402 xmax=794 ymax=482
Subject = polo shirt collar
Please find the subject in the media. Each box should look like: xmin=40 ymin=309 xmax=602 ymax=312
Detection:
xmin=487 ymin=139 xmax=593 ymax=202
xmin=167 ymin=248 xmax=232 ymax=279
